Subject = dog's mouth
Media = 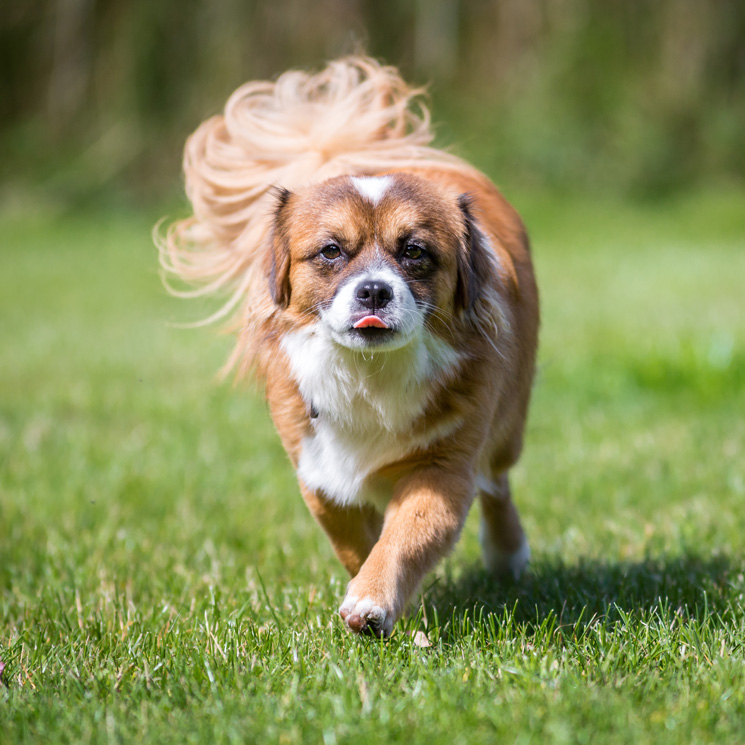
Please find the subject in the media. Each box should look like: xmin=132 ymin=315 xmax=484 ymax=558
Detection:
xmin=350 ymin=314 xmax=396 ymax=343
xmin=353 ymin=315 xmax=389 ymax=330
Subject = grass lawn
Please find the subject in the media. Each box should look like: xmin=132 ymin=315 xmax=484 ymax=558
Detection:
xmin=1 ymin=187 xmax=744 ymax=743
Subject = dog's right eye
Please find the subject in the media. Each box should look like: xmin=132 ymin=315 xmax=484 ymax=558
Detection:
xmin=320 ymin=244 xmax=342 ymax=260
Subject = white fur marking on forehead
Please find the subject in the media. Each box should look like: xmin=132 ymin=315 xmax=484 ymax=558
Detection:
xmin=351 ymin=176 xmax=393 ymax=205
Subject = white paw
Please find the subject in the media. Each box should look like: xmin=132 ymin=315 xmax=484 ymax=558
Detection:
xmin=339 ymin=594 xmax=393 ymax=637
xmin=480 ymin=526 xmax=531 ymax=581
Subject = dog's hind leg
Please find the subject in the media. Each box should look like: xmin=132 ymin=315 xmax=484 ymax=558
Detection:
xmin=478 ymin=472 xmax=530 ymax=580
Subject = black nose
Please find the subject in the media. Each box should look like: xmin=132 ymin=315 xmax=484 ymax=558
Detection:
xmin=356 ymin=281 xmax=393 ymax=311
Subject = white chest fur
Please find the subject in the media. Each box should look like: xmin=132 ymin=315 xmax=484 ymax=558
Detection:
xmin=280 ymin=324 xmax=461 ymax=507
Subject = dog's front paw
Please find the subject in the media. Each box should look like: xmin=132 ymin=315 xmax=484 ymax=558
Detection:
xmin=339 ymin=594 xmax=394 ymax=638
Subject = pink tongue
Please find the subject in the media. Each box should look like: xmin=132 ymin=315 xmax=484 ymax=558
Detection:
xmin=354 ymin=315 xmax=389 ymax=329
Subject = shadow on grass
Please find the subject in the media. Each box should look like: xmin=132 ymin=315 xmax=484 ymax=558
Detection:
xmin=423 ymin=553 xmax=742 ymax=635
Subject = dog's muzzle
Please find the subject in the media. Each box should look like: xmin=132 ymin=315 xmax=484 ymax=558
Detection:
xmin=322 ymin=266 xmax=422 ymax=351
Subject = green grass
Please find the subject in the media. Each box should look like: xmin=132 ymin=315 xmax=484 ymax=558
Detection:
xmin=1 ymin=188 xmax=744 ymax=744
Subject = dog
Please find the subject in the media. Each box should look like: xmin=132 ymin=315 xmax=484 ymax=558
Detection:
xmin=160 ymin=57 xmax=539 ymax=637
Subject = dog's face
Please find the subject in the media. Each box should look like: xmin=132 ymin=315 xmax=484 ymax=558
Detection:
xmin=270 ymin=173 xmax=486 ymax=350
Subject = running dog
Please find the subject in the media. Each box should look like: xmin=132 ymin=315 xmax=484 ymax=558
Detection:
xmin=161 ymin=57 xmax=539 ymax=636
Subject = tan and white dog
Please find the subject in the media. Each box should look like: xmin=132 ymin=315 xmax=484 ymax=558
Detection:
xmin=161 ymin=57 xmax=539 ymax=637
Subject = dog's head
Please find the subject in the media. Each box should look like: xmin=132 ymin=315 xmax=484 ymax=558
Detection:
xmin=269 ymin=173 xmax=491 ymax=351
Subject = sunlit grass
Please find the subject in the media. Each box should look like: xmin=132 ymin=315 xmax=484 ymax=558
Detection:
xmin=1 ymin=188 xmax=744 ymax=743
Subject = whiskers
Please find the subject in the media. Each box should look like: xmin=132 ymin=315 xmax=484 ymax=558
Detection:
xmin=418 ymin=291 xmax=511 ymax=363
xmin=416 ymin=301 xmax=456 ymax=336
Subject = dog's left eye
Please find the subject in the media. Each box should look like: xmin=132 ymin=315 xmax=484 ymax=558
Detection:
xmin=320 ymin=244 xmax=342 ymax=260
xmin=403 ymin=244 xmax=424 ymax=260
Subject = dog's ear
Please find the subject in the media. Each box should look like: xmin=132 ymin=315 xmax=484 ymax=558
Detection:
xmin=455 ymin=194 xmax=491 ymax=313
xmin=269 ymin=187 xmax=293 ymax=307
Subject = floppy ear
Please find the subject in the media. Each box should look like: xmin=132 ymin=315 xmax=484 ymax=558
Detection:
xmin=269 ymin=187 xmax=293 ymax=307
xmin=455 ymin=194 xmax=492 ymax=313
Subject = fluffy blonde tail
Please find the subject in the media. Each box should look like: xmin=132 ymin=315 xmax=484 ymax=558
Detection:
xmin=158 ymin=56 xmax=467 ymax=370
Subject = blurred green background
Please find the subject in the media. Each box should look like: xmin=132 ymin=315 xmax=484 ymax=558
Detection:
xmin=3 ymin=0 xmax=745 ymax=210
xmin=3 ymin=5 xmax=745 ymax=741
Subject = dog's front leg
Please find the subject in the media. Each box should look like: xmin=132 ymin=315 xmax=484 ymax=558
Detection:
xmin=339 ymin=466 xmax=474 ymax=637
xmin=300 ymin=484 xmax=383 ymax=577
